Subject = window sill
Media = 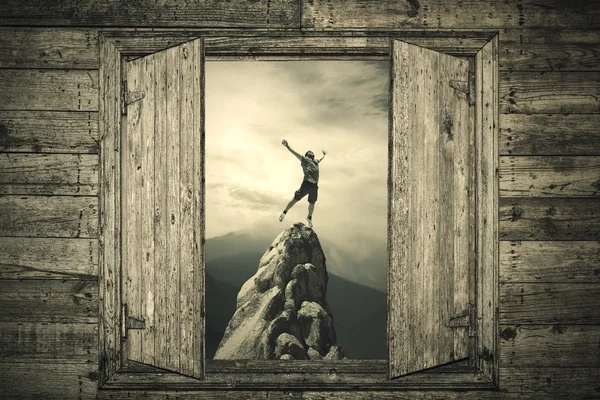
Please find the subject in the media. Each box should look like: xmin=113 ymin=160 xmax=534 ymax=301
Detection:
xmin=101 ymin=360 xmax=497 ymax=391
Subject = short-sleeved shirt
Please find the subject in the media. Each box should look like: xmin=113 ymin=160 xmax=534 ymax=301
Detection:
xmin=301 ymin=156 xmax=320 ymax=183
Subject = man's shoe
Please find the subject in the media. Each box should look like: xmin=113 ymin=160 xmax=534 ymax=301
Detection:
xmin=279 ymin=212 xmax=286 ymax=222
xmin=306 ymin=217 xmax=313 ymax=228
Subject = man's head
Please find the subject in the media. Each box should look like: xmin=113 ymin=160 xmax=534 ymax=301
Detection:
xmin=305 ymin=150 xmax=315 ymax=159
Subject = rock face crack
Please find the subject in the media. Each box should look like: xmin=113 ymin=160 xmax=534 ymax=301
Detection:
xmin=214 ymin=223 xmax=344 ymax=360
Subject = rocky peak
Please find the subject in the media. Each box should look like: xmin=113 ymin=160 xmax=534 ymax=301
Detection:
xmin=214 ymin=223 xmax=344 ymax=360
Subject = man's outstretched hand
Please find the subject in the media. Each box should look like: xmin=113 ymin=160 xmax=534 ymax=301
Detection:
xmin=282 ymin=139 xmax=289 ymax=147
xmin=322 ymin=150 xmax=327 ymax=156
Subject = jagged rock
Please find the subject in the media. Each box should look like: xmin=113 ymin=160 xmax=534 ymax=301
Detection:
xmin=307 ymin=347 xmax=323 ymax=360
xmin=275 ymin=333 xmax=308 ymax=360
xmin=214 ymin=223 xmax=343 ymax=360
xmin=297 ymin=301 xmax=336 ymax=356
xmin=324 ymin=346 xmax=345 ymax=360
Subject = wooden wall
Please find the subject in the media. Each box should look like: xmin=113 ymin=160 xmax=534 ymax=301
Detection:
xmin=0 ymin=1 xmax=599 ymax=398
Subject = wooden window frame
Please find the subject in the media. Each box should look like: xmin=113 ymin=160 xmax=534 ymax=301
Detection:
xmin=98 ymin=30 xmax=499 ymax=391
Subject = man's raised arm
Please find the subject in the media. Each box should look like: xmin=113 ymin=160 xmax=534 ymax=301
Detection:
xmin=318 ymin=150 xmax=327 ymax=163
xmin=282 ymin=139 xmax=303 ymax=161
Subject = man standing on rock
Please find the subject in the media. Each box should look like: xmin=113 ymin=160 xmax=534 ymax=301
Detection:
xmin=279 ymin=139 xmax=326 ymax=228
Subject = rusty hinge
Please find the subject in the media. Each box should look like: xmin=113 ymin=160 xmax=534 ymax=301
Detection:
xmin=449 ymin=71 xmax=475 ymax=106
xmin=447 ymin=302 xmax=477 ymax=337
xmin=121 ymin=303 xmax=146 ymax=339
xmin=121 ymin=80 xmax=146 ymax=116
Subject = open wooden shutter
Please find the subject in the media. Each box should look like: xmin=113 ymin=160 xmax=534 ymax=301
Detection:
xmin=388 ymin=39 xmax=472 ymax=378
xmin=122 ymin=38 xmax=204 ymax=378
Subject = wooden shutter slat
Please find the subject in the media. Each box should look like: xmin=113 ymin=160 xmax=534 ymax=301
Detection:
xmin=389 ymin=39 xmax=471 ymax=378
xmin=124 ymin=38 xmax=204 ymax=379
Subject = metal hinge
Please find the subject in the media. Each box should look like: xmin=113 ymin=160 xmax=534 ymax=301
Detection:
xmin=449 ymin=71 xmax=475 ymax=106
xmin=121 ymin=303 xmax=146 ymax=339
xmin=447 ymin=302 xmax=477 ymax=337
xmin=121 ymin=80 xmax=146 ymax=116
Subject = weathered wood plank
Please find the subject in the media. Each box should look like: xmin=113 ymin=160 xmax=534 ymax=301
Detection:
xmin=500 ymin=241 xmax=600 ymax=283
xmin=0 ymin=321 xmax=97 ymax=363
xmin=303 ymin=392 xmax=501 ymax=400
xmin=0 ymin=28 xmax=98 ymax=69
xmin=499 ymin=114 xmax=600 ymax=156
xmin=0 ymin=237 xmax=97 ymax=279
xmin=500 ymin=325 xmax=600 ymax=367
xmin=0 ymin=0 xmax=299 ymax=27
xmin=0 ymin=153 xmax=98 ymax=195
xmin=500 ymin=367 xmax=600 ymax=398
xmin=98 ymin=33 xmax=121 ymax=387
xmin=500 ymin=29 xmax=600 ymax=71
xmin=0 ymin=363 xmax=98 ymax=399
xmin=475 ymin=35 xmax=499 ymax=382
xmin=98 ymin=391 xmax=294 ymax=400
xmin=499 ymin=156 xmax=600 ymax=197
xmin=0 ymin=111 xmax=98 ymax=154
xmin=0 ymin=69 xmax=98 ymax=112
xmin=500 ymin=71 xmax=600 ymax=114
xmin=0 ymin=196 xmax=98 ymax=238
xmin=0 ymin=279 xmax=97 ymax=323
xmin=301 ymin=0 xmax=600 ymax=29
xmin=500 ymin=283 xmax=600 ymax=324
xmin=499 ymin=198 xmax=600 ymax=240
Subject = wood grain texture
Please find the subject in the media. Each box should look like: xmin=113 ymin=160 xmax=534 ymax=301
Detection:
xmin=500 ymin=71 xmax=600 ymax=114
xmin=0 ymin=69 xmax=98 ymax=112
xmin=0 ymin=363 xmax=98 ymax=399
xmin=0 ymin=153 xmax=98 ymax=195
xmin=500 ymin=283 xmax=600 ymax=324
xmin=500 ymin=367 xmax=600 ymax=399
xmin=500 ymin=29 xmax=600 ymax=72
xmin=0 ymin=279 xmax=97 ymax=323
xmin=389 ymin=39 xmax=471 ymax=378
xmin=0 ymin=195 xmax=98 ymax=238
xmin=98 ymin=34 xmax=121 ymax=386
xmin=0 ymin=28 xmax=98 ymax=69
xmin=499 ymin=198 xmax=600 ymax=240
xmin=0 ymin=237 xmax=97 ymax=279
xmin=0 ymin=321 xmax=97 ymax=363
xmin=500 ymin=325 xmax=600 ymax=367
xmin=301 ymin=0 xmax=600 ymax=29
xmin=499 ymin=114 xmax=600 ymax=156
xmin=98 ymin=391 xmax=294 ymax=400
xmin=499 ymin=156 xmax=600 ymax=197
xmin=500 ymin=241 xmax=600 ymax=283
xmin=475 ymin=36 xmax=499 ymax=382
xmin=0 ymin=111 xmax=98 ymax=154
xmin=123 ymin=38 xmax=204 ymax=379
xmin=0 ymin=0 xmax=299 ymax=27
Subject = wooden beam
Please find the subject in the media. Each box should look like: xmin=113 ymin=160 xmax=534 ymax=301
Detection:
xmin=301 ymin=0 xmax=600 ymax=29
xmin=500 ymin=283 xmax=600 ymax=324
xmin=0 ymin=321 xmax=97 ymax=363
xmin=0 ymin=363 xmax=98 ymax=400
xmin=499 ymin=114 xmax=600 ymax=156
xmin=0 ymin=111 xmax=99 ymax=154
xmin=500 ymin=71 xmax=600 ymax=114
xmin=0 ymin=69 xmax=98 ymax=112
xmin=0 ymin=28 xmax=98 ymax=69
xmin=500 ymin=325 xmax=600 ymax=367
xmin=0 ymin=0 xmax=300 ymax=28
xmin=499 ymin=156 xmax=600 ymax=197
xmin=499 ymin=198 xmax=600 ymax=240
xmin=0 ymin=279 xmax=97 ymax=323
xmin=500 ymin=241 xmax=600 ymax=283
xmin=0 ymin=196 xmax=98 ymax=238
xmin=0 ymin=153 xmax=98 ymax=196
xmin=500 ymin=367 xmax=600 ymax=398
xmin=0 ymin=237 xmax=97 ymax=279
xmin=499 ymin=29 xmax=600 ymax=71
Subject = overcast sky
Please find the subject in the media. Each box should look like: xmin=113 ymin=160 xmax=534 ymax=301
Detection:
xmin=205 ymin=61 xmax=389 ymax=291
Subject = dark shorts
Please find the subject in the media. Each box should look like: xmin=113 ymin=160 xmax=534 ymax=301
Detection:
xmin=294 ymin=180 xmax=319 ymax=204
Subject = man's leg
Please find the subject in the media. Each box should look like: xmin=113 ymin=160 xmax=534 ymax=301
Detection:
xmin=279 ymin=198 xmax=299 ymax=222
